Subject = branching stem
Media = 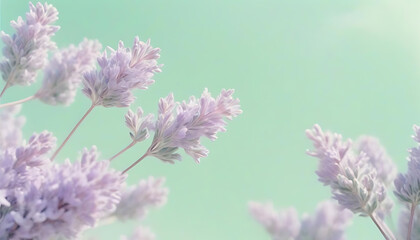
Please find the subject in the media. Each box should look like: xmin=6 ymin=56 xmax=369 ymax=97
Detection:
xmin=0 ymin=95 xmax=36 ymax=109
xmin=122 ymin=151 xmax=150 ymax=174
xmin=109 ymin=141 xmax=137 ymax=162
xmin=369 ymin=213 xmax=396 ymax=240
xmin=0 ymin=69 xmax=16 ymax=100
xmin=408 ymin=202 xmax=417 ymax=240
xmin=51 ymin=104 xmax=96 ymax=161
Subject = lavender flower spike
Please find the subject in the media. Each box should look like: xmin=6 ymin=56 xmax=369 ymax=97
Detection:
xmin=114 ymin=177 xmax=168 ymax=221
xmin=298 ymin=200 xmax=352 ymax=240
xmin=393 ymin=125 xmax=420 ymax=239
xmin=36 ymin=39 xmax=102 ymax=106
xmin=0 ymin=106 xmax=25 ymax=149
xmin=0 ymin=146 xmax=125 ymax=239
xmin=394 ymin=125 xmax=420 ymax=204
xmin=249 ymin=200 xmax=352 ymax=240
xmin=249 ymin=201 xmax=300 ymax=240
xmin=0 ymin=2 xmax=59 ymax=93
xmin=82 ymin=37 xmax=161 ymax=108
xmin=306 ymin=125 xmax=395 ymax=239
xmin=120 ymin=226 xmax=156 ymax=240
xmin=125 ymin=107 xmax=155 ymax=143
xmin=355 ymin=136 xmax=397 ymax=187
xmin=108 ymin=107 xmax=155 ymax=161
xmin=149 ymin=89 xmax=242 ymax=163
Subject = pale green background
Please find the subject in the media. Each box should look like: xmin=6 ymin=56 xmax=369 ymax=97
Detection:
xmin=1 ymin=0 xmax=419 ymax=239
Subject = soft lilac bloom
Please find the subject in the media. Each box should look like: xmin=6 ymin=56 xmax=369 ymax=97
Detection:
xmin=120 ymin=226 xmax=156 ymax=240
xmin=0 ymin=2 xmax=59 ymax=86
xmin=82 ymin=37 xmax=161 ymax=108
xmin=13 ymin=131 xmax=56 ymax=169
xmin=249 ymin=200 xmax=352 ymax=240
xmin=0 ymin=131 xmax=55 ymax=207
xmin=306 ymin=125 xmax=389 ymax=217
xmin=148 ymin=89 xmax=242 ymax=163
xmin=355 ymin=136 xmax=397 ymax=186
xmin=114 ymin=177 xmax=168 ymax=221
xmin=0 ymin=106 xmax=25 ymax=150
xmin=125 ymin=107 xmax=154 ymax=143
xmin=0 ymin=146 xmax=125 ymax=239
xmin=298 ymin=200 xmax=352 ymax=240
xmin=36 ymin=39 xmax=102 ymax=105
xmin=394 ymin=125 xmax=420 ymax=204
xmin=249 ymin=202 xmax=300 ymax=240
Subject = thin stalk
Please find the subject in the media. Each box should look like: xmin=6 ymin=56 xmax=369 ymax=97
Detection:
xmin=122 ymin=151 xmax=150 ymax=174
xmin=369 ymin=213 xmax=396 ymax=240
xmin=407 ymin=202 xmax=417 ymax=240
xmin=0 ymin=69 xmax=16 ymax=100
xmin=109 ymin=141 xmax=137 ymax=161
xmin=51 ymin=104 xmax=96 ymax=161
xmin=0 ymin=95 xmax=36 ymax=109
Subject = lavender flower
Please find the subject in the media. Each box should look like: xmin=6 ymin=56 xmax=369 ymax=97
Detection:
xmin=125 ymin=107 xmax=154 ymax=143
xmin=394 ymin=125 xmax=420 ymax=204
xmin=306 ymin=125 xmax=389 ymax=217
xmin=0 ymin=131 xmax=55 ymax=207
xmin=36 ymin=39 xmax=102 ymax=106
xmin=0 ymin=2 xmax=59 ymax=87
xmin=249 ymin=202 xmax=300 ymax=240
xmin=0 ymin=146 xmax=125 ymax=239
xmin=120 ymin=226 xmax=155 ymax=240
xmin=0 ymin=106 xmax=25 ymax=150
xmin=298 ymin=200 xmax=352 ymax=240
xmin=148 ymin=89 xmax=242 ymax=163
xmin=82 ymin=37 xmax=161 ymax=108
xmin=113 ymin=177 xmax=168 ymax=221
xmin=355 ymin=136 xmax=397 ymax=186
xmin=249 ymin=200 xmax=351 ymax=240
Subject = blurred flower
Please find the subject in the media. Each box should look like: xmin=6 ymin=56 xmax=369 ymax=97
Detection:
xmin=0 ymin=2 xmax=59 ymax=86
xmin=120 ymin=226 xmax=155 ymax=240
xmin=114 ymin=177 xmax=168 ymax=221
xmin=37 ymin=39 xmax=102 ymax=106
xmin=249 ymin=200 xmax=351 ymax=240
xmin=249 ymin=202 xmax=300 ymax=240
xmin=299 ymin=200 xmax=352 ymax=240
xmin=149 ymin=89 xmax=242 ymax=163
xmin=82 ymin=37 xmax=161 ymax=108
xmin=0 ymin=106 xmax=25 ymax=150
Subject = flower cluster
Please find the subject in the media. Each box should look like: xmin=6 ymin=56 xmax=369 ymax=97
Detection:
xmin=125 ymin=107 xmax=154 ymax=143
xmin=249 ymin=200 xmax=352 ymax=240
xmin=0 ymin=138 xmax=125 ymax=239
xmin=0 ymin=106 xmax=25 ymax=150
xmin=36 ymin=39 xmax=102 ymax=105
xmin=0 ymin=2 xmax=59 ymax=87
xmin=148 ymin=89 xmax=242 ymax=163
xmin=82 ymin=37 xmax=161 ymax=108
xmin=394 ymin=125 xmax=420 ymax=204
xmin=113 ymin=177 xmax=168 ymax=221
xmin=355 ymin=136 xmax=397 ymax=187
xmin=306 ymin=125 xmax=392 ymax=218
xmin=0 ymin=2 xmax=241 ymax=239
